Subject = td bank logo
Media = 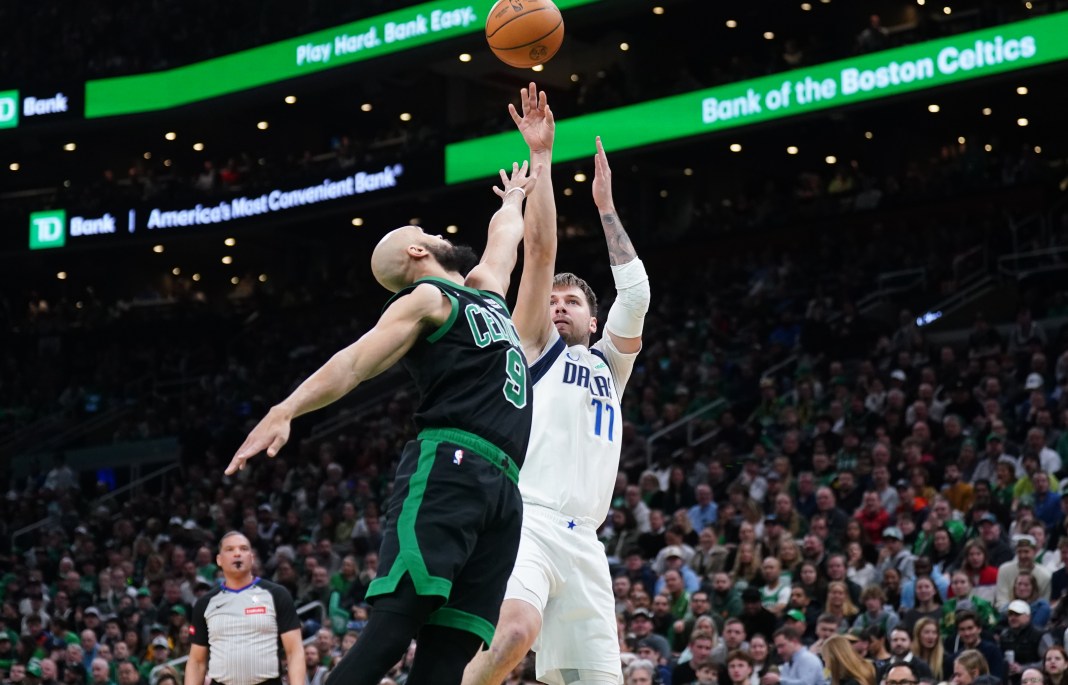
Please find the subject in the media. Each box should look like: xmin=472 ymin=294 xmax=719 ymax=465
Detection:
xmin=29 ymin=210 xmax=66 ymax=250
xmin=0 ymin=90 xmax=18 ymax=129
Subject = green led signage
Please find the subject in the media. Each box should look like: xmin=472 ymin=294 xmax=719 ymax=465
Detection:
xmin=446 ymin=12 xmax=1068 ymax=184
xmin=29 ymin=210 xmax=67 ymax=250
xmin=0 ymin=90 xmax=19 ymax=129
xmin=84 ymin=0 xmax=604 ymax=118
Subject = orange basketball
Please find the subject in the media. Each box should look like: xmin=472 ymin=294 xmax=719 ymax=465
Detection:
xmin=485 ymin=0 xmax=564 ymax=69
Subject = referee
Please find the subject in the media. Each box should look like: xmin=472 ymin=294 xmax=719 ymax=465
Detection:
xmin=184 ymin=532 xmax=305 ymax=685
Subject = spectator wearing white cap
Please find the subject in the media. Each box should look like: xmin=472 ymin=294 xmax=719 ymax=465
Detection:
xmin=997 ymin=599 xmax=1053 ymax=685
xmin=995 ymin=534 xmax=1052 ymax=610
xmin=875 ymin=527 xmax=915 ymax=582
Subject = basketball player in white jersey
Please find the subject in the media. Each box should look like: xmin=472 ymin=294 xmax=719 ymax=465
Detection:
xmin=464 ymin=83 xmax=649 ymax=685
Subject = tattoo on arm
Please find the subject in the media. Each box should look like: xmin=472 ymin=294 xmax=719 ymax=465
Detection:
xmin=601 ymin=212 xmax=637 ymax=265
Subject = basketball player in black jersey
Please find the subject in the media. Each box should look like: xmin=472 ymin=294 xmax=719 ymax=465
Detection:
xmin=225 ymin=161 xmax=540 ymax=685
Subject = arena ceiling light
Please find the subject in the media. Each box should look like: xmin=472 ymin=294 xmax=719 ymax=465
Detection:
xmin=800 ymin=3 xmax=812 ymax=10
xmin=651 ymin=7 xmax=664 ymax=15
xmin=165 ymin=131 xmax=177 ymax=140
xmin=9 ymin=162 xmax=19 ymax=171
xmin=982 ymin=107 xmax=992 ymax=115
xmin=1017 ymin=117 xmax=1029 ymax=126
xmin=532 ymin=64 xmax=545 ymax=72
xmin=574 ymin=172 xmax=587 ymax=182
xmin=351 ymin=217 xmax=363 ymax=227
xmin=257 ymin=121 xmax=269 ymax=130
xmin=57 ymin=271 xmax=67 ymax=280
xmin=399 ymin=112 xmax=412 ymax=121
xmin=360 ymin=103 xmax=372 ymax=112
xmin=1017 ymin=86 xmax=1029 ymax=95
xmin=729 ymin=143 xmax=743 ymax=152
xmin=725 ymin=19 xmax=738 ymax=28
xmin=787 ymin=146 xmax=799 ymax=155
xmin=825 ymin=155 xmax=837 ymax=164
xmin=224 ymin=237 xmax=236 ymax=246
xmin=446 ymin=225 xmax=459 ymax=234
xmin=152 ymin=245 xmax=164 ymax=253
xmin=258 ymin=274 xmax=268 ymax=282
xmin=459 ymin=53 xmax=472 ymax=62
xmin=192 ymin=142 xmax=205 ymax=151
xmin=172 ymin=267 xmax=181 ymax=276
xmin=928 ymin=104 xmax=941 ymax=112
xmin=63 ymin=143 xmax=76 ymax=151
xmin=284 ymin=95 xmax=297 ymax=104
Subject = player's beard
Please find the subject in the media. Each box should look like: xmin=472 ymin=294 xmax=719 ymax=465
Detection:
xmin=424 ymin=240 xmax=479 ymax=276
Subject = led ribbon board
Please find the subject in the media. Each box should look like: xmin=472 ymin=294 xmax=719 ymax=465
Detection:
xmin=84 ymin=0 xmax=603 ymax=118
xmin=445 ymin=11 xmax=1068 ymax=184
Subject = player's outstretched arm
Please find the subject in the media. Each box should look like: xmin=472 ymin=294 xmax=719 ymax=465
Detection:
xmin=224 ymin=284 xmax=449 ymax=474
xmin=593 ymin=136 xmax=648 ymax=355
xmin=466 ymin=160 xmax=540 ymax=297
xmin=510 ymin=82 xmax=558 ymax=360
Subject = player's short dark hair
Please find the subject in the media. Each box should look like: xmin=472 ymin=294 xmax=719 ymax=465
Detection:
xmin=218 ymin=530 xmax=250 ymax=552
xmin=553 ymin=273 xmax=598 ymax=318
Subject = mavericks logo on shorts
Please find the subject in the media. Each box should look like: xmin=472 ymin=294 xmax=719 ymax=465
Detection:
xmin=245 ymin=606 xmax=267 ymax=615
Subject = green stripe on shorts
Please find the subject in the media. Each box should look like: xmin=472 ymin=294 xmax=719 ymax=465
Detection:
xmin=426 ymin=607 xmax=495 ymax=645
xmin=366 ymin=438 xmax=453 ymax=601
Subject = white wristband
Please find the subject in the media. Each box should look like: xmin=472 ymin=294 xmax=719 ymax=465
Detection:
xmin=505 ymin=187 xmax=526 ymax=198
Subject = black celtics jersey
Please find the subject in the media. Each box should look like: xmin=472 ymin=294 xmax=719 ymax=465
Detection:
xmin=387 ymin=277 xmax=532 ymax=466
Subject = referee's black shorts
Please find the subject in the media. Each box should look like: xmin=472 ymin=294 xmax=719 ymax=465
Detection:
xmin=366 ymin=428 xmax=523 ymax=645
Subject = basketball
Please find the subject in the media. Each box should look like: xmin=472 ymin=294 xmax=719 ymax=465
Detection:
xmin=485 ymin=0 xmax=564 ymax=69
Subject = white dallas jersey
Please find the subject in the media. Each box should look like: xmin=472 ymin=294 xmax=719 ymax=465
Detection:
xmin=521 ymin=329 xmax=638 ymax=522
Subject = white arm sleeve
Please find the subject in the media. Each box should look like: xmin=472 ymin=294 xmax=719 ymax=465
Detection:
xmin=604 ymin=257 xmax=650 ymax=339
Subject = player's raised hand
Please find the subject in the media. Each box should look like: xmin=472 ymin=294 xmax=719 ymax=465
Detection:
xmin=493 ymin=160 xmax=541 ymax=199
xmin=225 ymin=408 xmax=291 ymax=475
xmin=592 ymin=136 xmax=615 ymax=212
xmin=508 ymin=82 xmax=555 ymax=154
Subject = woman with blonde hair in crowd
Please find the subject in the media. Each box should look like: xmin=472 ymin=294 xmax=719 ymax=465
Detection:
xmin=951 ymin=648 xmax=997 ymax=685
xmin=822 ymin=634 xmax=877 ymax=685
xmin=911 ymin=618 xmax=946 ymax=682
xmin=777 ymin=537 xmax=802 ymax=582
xmin=726 ymin=519 xmax=765 ymax=568
xmin=825 ymin=581 xmax=860 ymax=631
xmin=730 ymin=542 xmax=762 ymax=589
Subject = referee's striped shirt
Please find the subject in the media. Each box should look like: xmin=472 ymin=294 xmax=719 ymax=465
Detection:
xmin=190 ymin=577 xmax=300 ymax=685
